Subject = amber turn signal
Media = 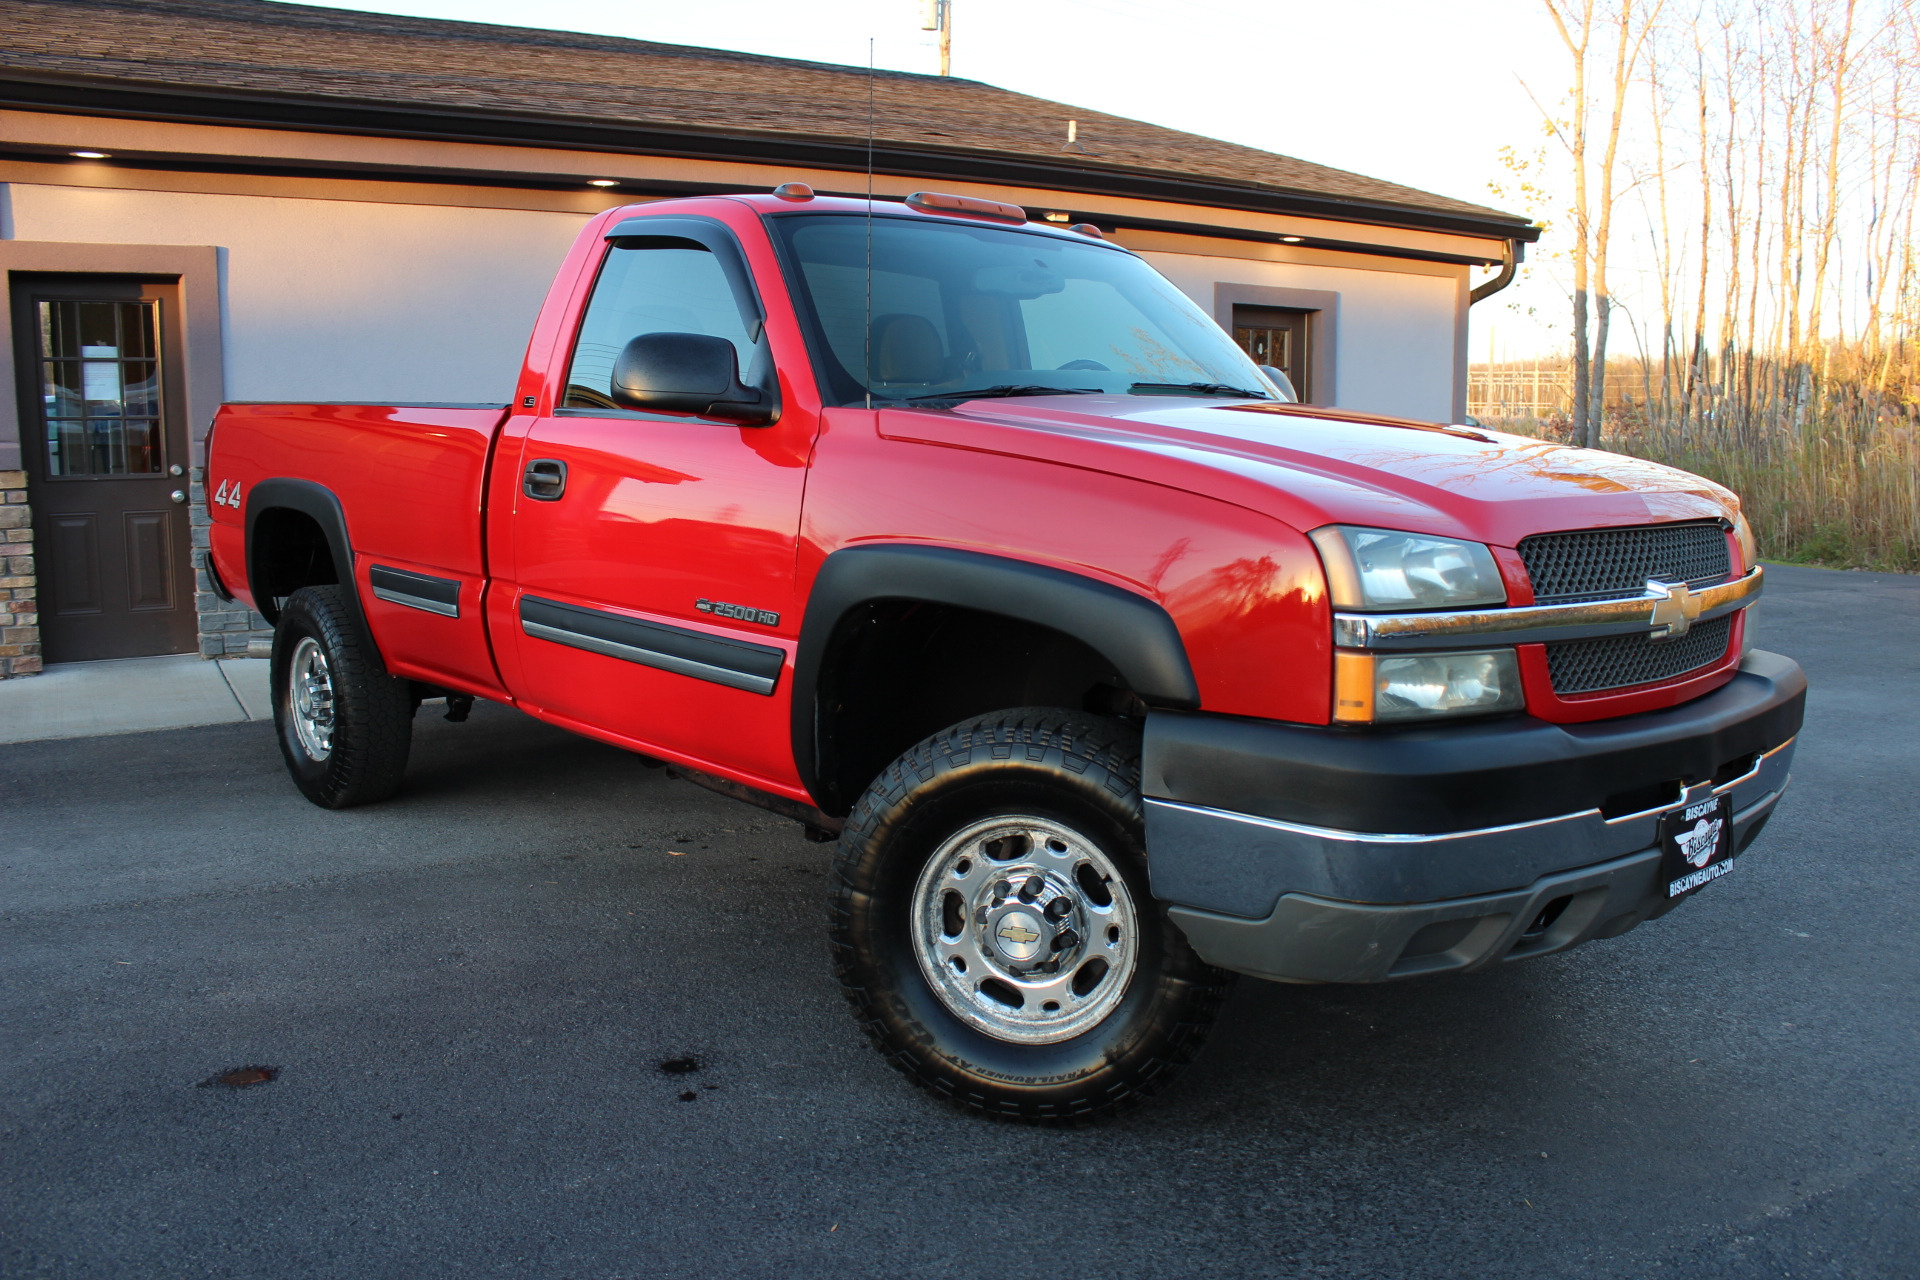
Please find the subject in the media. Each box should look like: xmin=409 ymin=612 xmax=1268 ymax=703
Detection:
xmin=1333 ymin=651 xmax=1377 ymax=723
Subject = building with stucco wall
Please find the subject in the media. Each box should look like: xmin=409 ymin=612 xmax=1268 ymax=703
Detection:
xmin=0 ymin=0 xmax=1536 ymax=673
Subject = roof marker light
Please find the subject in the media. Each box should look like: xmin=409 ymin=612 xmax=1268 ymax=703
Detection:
xmin=905 ymin=191 xmax=1026 ymax=223
xmin=70 ymin=150 xmax=110 ymax=159
xmin=772 ymin=182 xmax=815 ymax=201
xmin=1070 ymin=223 xmax=1103 ymax=239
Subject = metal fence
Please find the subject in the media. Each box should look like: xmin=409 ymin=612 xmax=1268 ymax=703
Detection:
xmin=1468 ymin=364 xmax=1570 ymax=419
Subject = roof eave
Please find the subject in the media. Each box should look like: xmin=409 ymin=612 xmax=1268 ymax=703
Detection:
xmin=0 ymin=69 xmax=1540 ymax=243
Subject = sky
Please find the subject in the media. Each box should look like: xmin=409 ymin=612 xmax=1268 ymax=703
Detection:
xmin=301 ymin=0 xmax=1576 ymax=358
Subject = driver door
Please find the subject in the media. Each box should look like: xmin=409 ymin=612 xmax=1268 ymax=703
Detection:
xmin=505 ymin=226 xmax=816 ymax=790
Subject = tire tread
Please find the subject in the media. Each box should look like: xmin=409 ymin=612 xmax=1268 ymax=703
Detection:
xmin=828 ymin=707 xmax=1231 ymax=1124
xmin=272 ymin=585 xmax=412 ymax=809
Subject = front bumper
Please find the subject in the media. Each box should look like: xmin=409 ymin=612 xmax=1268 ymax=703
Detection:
xmin=1142 ymin=650 xmax=1804 ymax=983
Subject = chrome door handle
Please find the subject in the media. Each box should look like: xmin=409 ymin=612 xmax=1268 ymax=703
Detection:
xmin=523 ymin=458 xmax=567 ymax=501
xmin=169 ymin=489 xmax=187 ymax=504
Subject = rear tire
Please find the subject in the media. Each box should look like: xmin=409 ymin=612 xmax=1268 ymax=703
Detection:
xmin=271 ymin=584 xmax=413 ymax=809
xmin=828 ymin=707 xmax=1231 ymax=1123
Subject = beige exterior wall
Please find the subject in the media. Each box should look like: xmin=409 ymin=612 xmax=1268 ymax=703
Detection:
xmin=3 ymin=180 xmax=1470 ymax=421
xmin=5 ymin=183 xmax=586 ymax=407
xmin=1138 ymin=246 xmax=1465 ymax=423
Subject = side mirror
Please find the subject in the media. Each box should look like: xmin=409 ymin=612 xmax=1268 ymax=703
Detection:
xmin=1258 ymin=364 xmax=1299 ymax=402
xmin=610 ymin=332 xmax=773 ymax=423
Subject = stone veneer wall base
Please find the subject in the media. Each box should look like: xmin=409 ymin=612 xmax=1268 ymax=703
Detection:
xmin=0 ymin=471 xmax=40 ymax=677
xmin=190 ymin=467 xmax=273 ymax=657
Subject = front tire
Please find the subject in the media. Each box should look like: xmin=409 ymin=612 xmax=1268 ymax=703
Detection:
xmin=828 ymin=708 xmax=1231 ymax=1122
xmin=271 ymin=584 xmax=413 ymax=809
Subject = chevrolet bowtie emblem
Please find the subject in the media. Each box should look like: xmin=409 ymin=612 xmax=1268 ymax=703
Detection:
xmin=998 ymin=922 xmax=1041 ymax=945
xmin=1646 ymin=579 xmax=1702 ymax=641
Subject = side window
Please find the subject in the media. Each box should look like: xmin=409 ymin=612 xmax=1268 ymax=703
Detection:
xmin=563 ymin=238 xmax=756 ymax=410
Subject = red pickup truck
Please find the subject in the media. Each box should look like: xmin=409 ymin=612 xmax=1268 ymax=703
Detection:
xmin=207 ymin=188 xmax=1804 ymax=1121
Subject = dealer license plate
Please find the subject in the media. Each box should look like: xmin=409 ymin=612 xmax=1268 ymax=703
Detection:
xmin=1661 ymin=793 xmax=1735 ymax=898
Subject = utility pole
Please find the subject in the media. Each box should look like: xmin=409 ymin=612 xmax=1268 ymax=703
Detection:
xmin=921 ymin=0 xmax=951 ymax=76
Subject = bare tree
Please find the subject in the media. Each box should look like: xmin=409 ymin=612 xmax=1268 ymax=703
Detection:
xmin=1542 ymin=0 xmax=1666 ymax=446
xmin=1487 ymin=0 xmax=1920 ymax=570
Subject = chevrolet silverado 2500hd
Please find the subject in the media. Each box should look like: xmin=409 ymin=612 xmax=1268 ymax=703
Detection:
xmin=207 ymin=188 xmax=1804 ymax=1121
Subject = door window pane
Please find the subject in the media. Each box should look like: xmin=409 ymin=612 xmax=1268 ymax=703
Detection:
xmin=36 ymin=299 xmax=165 ymax=476
xmin=564 ymin=241 xmax=756 ymax=410
xmin=1234 ymin=326 xmax=1291 ymax=369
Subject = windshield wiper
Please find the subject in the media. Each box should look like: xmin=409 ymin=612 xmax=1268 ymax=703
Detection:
xmin=900 ymin=385 xmax=1102 ymax=402
xmin=1129 ymin=381 xmax=1270 ymax=399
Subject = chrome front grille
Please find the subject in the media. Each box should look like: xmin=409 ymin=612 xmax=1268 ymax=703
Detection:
xmin=1519 ymin=521 xmax=1736 ymax=694
xmin=1544 ymin=613 xmax=1734 ymax=694
xmin=1519 ymin=521 xmax=1731 ymax=605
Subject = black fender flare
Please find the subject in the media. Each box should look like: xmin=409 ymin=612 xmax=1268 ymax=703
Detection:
xmin=243 ymin=478 xmax=359 ymax=627
xmin=791 ymin=543 xmax=1201 ymax=808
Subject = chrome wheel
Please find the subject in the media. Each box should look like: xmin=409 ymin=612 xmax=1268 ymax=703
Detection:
xmin=288 ymin=635 xmax=335 ymax=761
xmin=911 ymin=814 xmax=1139 ymax=1044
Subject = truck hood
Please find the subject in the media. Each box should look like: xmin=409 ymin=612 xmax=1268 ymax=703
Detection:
xmin=878 ymin=396 xmax=1737 ymax=547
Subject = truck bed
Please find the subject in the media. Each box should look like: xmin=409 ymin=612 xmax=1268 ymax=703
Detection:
xmin=208 ymin=402 xmax=510 ymax=695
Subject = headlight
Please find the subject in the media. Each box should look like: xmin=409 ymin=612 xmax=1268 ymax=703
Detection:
xmin=1334 ymin=648 xmax=1524 ymax=724
xmin=1731 ymin=510 xmax=1758 ymax=571
xmin=1310 ymin=526 xmax=1506 ymax=611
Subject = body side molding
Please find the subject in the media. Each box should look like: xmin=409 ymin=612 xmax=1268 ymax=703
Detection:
xmin=519 ymin=595 xmax=785 ymax=695
xmin=369 ymin=565 xmax=462 ymax=618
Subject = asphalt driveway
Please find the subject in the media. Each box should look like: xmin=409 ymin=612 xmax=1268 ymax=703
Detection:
xmin=2 ymin=563 xmax=1915 ymax=1279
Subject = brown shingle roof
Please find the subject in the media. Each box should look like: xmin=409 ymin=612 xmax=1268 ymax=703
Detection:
xmin=0 ymin=0 xmax=1534 ymax=238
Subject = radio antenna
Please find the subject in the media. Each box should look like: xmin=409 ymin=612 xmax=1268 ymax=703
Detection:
xmin=864 ymin=37 xmax=875 ymax=411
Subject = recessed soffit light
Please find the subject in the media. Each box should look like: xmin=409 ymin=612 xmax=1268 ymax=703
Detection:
xmin=70 ymin=150 xmax=111 ymax=159
xmin=588 ymin=178 xmax=619 ymax=187
xmin=1280 ymin=235 xmax=1304 ymax=243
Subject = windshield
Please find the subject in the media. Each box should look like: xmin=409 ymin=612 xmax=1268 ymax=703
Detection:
xmin=768 ymin=214 xmax=1277 ymax=406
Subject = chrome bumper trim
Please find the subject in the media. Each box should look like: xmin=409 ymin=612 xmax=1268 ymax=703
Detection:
xmin=1333 ymin=565 xmax=1764 ymax=651
xmin=1166 ymin=786 xmax=1787 ymax=985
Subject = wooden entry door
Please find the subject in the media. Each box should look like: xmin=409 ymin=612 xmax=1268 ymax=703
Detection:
xmin=12 ymin=277 xmax=196 ymax=662
xmin=1233 ymin=305 xmax=1311 ymax=402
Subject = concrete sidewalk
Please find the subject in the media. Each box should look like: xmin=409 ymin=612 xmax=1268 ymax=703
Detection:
xmin=0 ymin=655 xmax=271 ymax=745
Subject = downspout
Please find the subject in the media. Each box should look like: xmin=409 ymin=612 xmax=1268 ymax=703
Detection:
xmin=1460 ymin=238 xmax=1522 ymax=422
xmin=1470 ymin=238 xmax=1520 ymax=304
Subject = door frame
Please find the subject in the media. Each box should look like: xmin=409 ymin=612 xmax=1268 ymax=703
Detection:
xmin=1212 ymin=283 xmax=1337 ymax=406
xmin=0 ymin=242 xmax=224 ymax=668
